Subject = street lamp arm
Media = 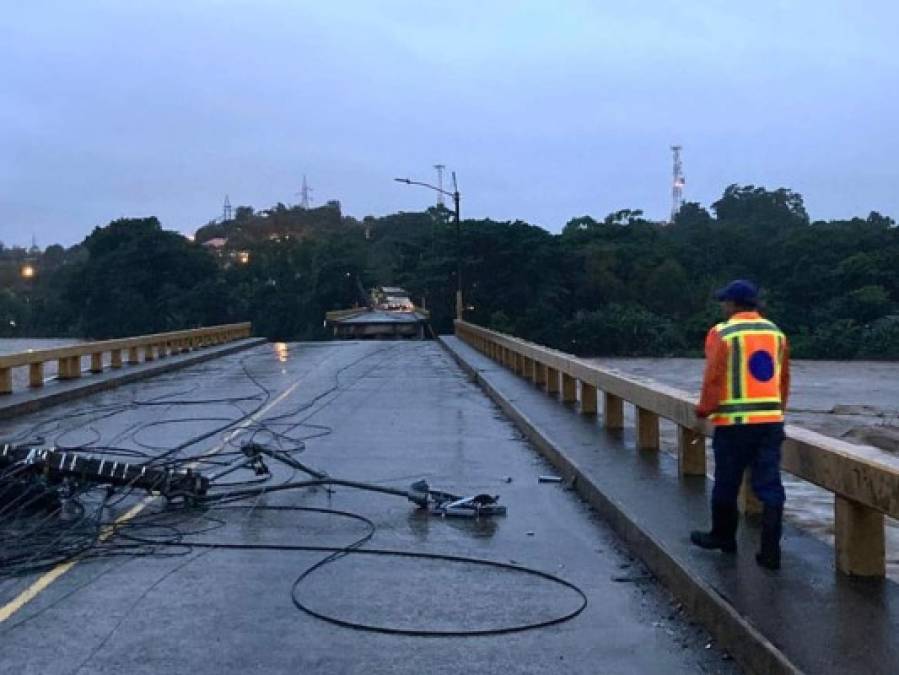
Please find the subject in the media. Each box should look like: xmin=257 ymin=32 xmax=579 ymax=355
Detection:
xmin=393 ymin=173 xmax=464 ymax=321
xmin=393 ymin=177 xmax=456 ymax=199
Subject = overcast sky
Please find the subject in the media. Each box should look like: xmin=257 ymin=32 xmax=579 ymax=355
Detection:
xmin=3 ymin=1 xmax=898 ymax=246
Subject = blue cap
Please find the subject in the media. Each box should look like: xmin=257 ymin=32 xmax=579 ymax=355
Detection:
xmin=714 ymin=279 xmax=759 ymax=306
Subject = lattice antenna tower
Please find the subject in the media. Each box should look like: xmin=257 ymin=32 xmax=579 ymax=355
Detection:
xmin=223 ymin=195 xmax=232 ymax=222
xmin=434 ymin=164 xmax=446 ymax=206
xmin=670 ymin=145 xmax=685 ymax=222
xmin=298 ymin=175 xmax=313 ymax=209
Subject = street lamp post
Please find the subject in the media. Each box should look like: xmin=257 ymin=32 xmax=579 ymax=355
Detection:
xmin=393 ymin=173 xmax=463 ymax=320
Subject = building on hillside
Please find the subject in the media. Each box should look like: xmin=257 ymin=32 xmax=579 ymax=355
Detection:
xmin=201 ymin=237 xmax=228 ymax=255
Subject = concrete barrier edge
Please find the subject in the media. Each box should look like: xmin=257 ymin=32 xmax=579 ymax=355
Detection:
xmin=0 ymin=338 xmax=268 ymax=422
xmin=440 ymin=336 xmax=801 ymax=675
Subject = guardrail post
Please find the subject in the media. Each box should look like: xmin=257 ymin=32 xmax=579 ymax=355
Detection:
xmin=29 ymin=362 xmax=44 ymax=388
xmin=561 ymin=373 xmax=577 ymax=403
xmin=835 ymin=496 xmax=885 ymax=577
xmin=111 ymin=349 xmax=123 ymax=368
xmin=514 ymin=353 xmax=524 ymax=375
xmin=603 ymin=393 xmax=624 ymax=429
xmin=636 ymin=406 xmax=659 ymax=450
xmin=677 ymin=426 xmax=706 ymax=476
xmin=533 ymin=361 xmax=546 ymax=386
xmin=738 ymin=471 xmax=763 ymax=515
xmin=523 ymin=357 xmax=534 ymax=379
xmin=144 ymin=346 xmax=155 ymax=362
xmin=581 ymin=382 xmax=597 ymax=415
xmin=57 ymin=357 xmax=70 ymax=379
xmin=90 ymin=353 xmax=103 ymax=374
xmin=0 ymin=368 xmax=11 ymax=394
xmin=158 ymin=342 xmax=168 ymax=358
xmin=545 ymin=367 xmax=560 ymax=395
xmin=67 ymin=356 xmax=81 ymax=379
xmin=128 ymin=347 xmax=140 ymax=364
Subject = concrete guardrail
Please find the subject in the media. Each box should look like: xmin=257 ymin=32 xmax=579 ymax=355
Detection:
xmin=0 ymin=322 xmax=253 ymax=396
xmin=456 ymin=319 xmax=896 ymax=577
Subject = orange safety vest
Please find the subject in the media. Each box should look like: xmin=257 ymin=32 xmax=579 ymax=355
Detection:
xmin=708 ymin=315 xmax=786 ymax=426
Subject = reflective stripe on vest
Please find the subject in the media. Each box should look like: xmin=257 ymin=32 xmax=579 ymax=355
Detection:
xmin=711 ymin=318 xmax=785 ymax=426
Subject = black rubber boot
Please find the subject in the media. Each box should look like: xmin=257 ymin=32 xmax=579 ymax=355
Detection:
xmin=756 ymin=504 xmax=783 ymax=570
xmin=690 ymin=503 xmax=737 ymax=553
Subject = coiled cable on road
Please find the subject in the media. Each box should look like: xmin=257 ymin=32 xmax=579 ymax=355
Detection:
xmin=114 ymin=503 xmax=588 ymax=637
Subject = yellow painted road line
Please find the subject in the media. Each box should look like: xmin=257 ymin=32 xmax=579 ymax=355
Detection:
xmin=0 ymin=379 xmax=302 ymax=623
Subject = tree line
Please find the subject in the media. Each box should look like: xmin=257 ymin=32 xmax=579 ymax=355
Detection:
xmin=2 ymin=184 xmax=898 ymax=359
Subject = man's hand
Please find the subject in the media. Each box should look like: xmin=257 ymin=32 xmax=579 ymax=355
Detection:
xmin=694 ymin=407 xmax=712 ymax=436
xmin=698 ymin=417 xmax=712 ymax=437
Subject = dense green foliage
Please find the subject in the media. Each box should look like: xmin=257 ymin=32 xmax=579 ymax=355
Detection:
xmin=2 ymin=184 xmax=898 ymax=359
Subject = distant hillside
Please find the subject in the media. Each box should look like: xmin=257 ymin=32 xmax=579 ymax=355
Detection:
xmin=5 ymin=184 xmax=899 ymax=359
xmin=194 ymin=201 xmax=357 ymax=248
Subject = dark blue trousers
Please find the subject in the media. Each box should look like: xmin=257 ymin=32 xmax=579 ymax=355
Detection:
xmin=711 ymin=422 xmax=786 ymax=508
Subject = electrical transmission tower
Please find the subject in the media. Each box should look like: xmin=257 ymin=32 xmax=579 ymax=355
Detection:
xmin=298 ymin=175 xmax=313 ymax=209
xmin=223 ymin=195 xmax=232 ymax=222
xmin=670 ymin=145 xmax=685 ymax=222
xmin=433 ymin=164 xmax=446 ymax=206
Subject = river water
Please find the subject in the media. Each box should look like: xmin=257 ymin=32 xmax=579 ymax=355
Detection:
xmin=594 ymin=357 xmax=899 ymax=576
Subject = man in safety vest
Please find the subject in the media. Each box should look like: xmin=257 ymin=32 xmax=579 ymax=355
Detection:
xmin=690 ymin=280 xmax=790 ymax=570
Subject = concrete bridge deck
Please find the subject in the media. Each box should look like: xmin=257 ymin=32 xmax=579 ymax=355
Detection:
xmin=441 ymin=334 xmax=899 ymax=675
xmin=0 ymin=341 xmax=734 ymax=675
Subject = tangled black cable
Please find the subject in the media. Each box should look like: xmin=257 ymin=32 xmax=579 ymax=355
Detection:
xmin=0 ymin=343 xmax=403 ymax=577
